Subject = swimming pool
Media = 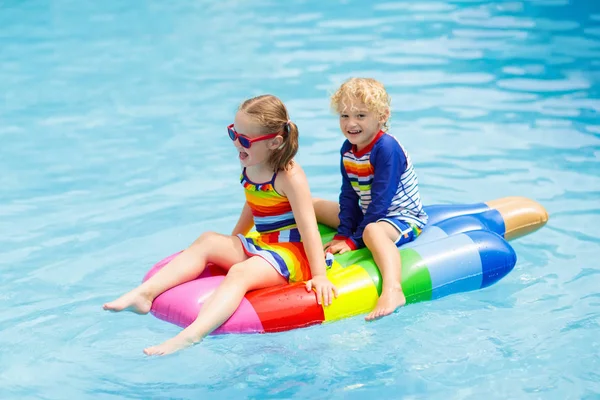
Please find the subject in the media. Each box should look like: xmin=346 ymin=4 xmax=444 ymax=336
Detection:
xmin=1 ymin=0 xmax=599 ymax=398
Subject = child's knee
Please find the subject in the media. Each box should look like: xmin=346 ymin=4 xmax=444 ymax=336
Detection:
xmin=363 ymin=222 xmax=382 ymax=243
xmin=225 ymin=263 xmax=249 ymax=280
xmin=224 ymin=263 xmax=254 ymax=288
xmin=313 ymin=199 xmax=340 ymax=228
xmin=364 ymin=221 xmax=400 ymax=245
xmin=191 ymin=231 xmax=220 ymax=248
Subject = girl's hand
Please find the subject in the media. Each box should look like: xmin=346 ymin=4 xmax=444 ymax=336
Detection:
xmin=305 ymin=275 xmax=338 ymax=306
xmin=324 ymin=239 xmax=352 ymax=255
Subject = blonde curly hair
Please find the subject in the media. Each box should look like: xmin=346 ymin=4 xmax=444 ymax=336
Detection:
xmin=330 ymin=77 xmax=391 ymax=131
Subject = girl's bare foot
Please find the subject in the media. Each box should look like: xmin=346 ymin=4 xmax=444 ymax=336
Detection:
xmin=103 ymin=289 xmax=153 ymax=314
xmin=365 ymin=287 xmax=406 ymax=321
xmin=143 ymin=334 xmax=201 ymax=356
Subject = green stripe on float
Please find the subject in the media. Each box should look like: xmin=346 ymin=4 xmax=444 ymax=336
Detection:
xmin=326 ymin=245 xmax=433 ymax=304
xmin=400 ymin=248 xmax=433 ymax=304
xmin=318 ymin=224 xmax=433 ymax=303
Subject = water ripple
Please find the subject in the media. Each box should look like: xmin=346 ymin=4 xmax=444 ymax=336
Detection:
xmin=1 ymin=0 xmax=599 ymax=398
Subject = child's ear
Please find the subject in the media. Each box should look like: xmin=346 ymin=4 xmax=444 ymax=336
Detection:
xmin=269 ymin=135 xmax=284 ymax=150
xmin=380 ymin=108 xmax=390 ymax=125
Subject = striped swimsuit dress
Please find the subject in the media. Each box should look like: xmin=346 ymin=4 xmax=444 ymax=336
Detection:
xmin=235 ymin=168 xmax=312 ymax=283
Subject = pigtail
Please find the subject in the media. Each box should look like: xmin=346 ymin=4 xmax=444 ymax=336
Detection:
xmin=268 ymin=120 xmax=298 ymax=171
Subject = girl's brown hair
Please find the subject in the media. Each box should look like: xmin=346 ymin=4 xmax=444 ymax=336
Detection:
xmin=239 ymin=95 xmax=298 ymax=171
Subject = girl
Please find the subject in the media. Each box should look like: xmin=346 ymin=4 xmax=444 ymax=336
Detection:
xmin=104 ymin=95 xmax=338 ymax=356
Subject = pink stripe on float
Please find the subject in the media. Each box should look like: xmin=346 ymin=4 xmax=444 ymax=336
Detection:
xmin=150 ymin=275 xmax=264 ymax=334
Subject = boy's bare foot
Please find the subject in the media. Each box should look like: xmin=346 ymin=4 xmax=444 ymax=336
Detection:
xmin=365 ymin=287 xmax=406 ymax=321
xmin=103 ymin=289 xmax=153 ymax=314
xmin=143 ymin=334 xmax=201 ymax=356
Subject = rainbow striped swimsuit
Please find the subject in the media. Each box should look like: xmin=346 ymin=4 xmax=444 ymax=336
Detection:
xmin=236 ymin=169 xmax=312 ymax=283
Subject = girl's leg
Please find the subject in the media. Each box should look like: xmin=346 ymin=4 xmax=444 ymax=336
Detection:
xmin=313 ymin=198 xmax=340 ymax=229
xmin=362 ymin=222 xmax=406 ymax=321
xmin=103 ymin=232 xmax=247 ymax=314
xmin=143 ymin=256 xmax=286 ymax=356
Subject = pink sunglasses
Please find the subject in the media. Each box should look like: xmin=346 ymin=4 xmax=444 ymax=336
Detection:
xmin=227 ymin=124 xmax=281 ymax=149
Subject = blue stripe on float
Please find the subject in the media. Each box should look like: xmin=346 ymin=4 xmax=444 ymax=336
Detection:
xmin=410 ymin=233 xmax=483 ymax=300
xmin=403 ymin=226 xmax=448 ymax=249
xmin=424 ymin=203 xmax=490 ymax=226
xmin=433 ymin=212 xmax=505 ymax=238
xmin=434 ymin=215 xmax=489 ymax=236
xmin=465 ymin=230 xmax=516 ymax=288
xmin=476 ymin=209 xmax=506 ymax=238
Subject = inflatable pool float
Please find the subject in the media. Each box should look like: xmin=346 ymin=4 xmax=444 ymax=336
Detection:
xmin=143 ymin=197 xmax=548 ymax=334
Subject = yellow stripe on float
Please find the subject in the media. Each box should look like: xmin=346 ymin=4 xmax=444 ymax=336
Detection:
xmin=323 ymin=260 xmax=379 ymax=322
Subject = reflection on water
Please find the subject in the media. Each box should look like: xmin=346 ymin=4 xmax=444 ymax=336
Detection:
xmin=0 ymin=0 xmax=599 ymax=398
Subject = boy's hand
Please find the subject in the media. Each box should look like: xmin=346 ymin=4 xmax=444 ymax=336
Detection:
xmin=324 ymin=239 xmax=352 ymax=255
xmin=305 ymin=275 xmax=338 ymax=306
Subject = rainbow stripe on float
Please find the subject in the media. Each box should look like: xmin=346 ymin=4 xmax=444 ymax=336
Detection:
xmin=144 ymin=196 xmax=548 ymax=334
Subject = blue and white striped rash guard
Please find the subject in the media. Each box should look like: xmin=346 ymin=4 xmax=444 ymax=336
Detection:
xmin=335 ymin=130 xmax=428 ymax=249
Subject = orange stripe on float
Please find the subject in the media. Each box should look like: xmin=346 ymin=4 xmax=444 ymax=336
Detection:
xmin=245 ymin=282 xmax=324 ymax=333
xmin=485 ymin=196 xmax=549 ymax=240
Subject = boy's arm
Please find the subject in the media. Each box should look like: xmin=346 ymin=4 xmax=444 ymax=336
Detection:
xmin=334 ymin=155 xmax=361 ymax=240
xmin=349 ymin=142 xmax=407 ymax=249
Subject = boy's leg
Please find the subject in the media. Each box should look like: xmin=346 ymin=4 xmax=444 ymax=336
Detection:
xmin=313 ymin=198 xmax=340 ymax=229
xmin=363 ymin=221 xmax=407 ymax=321
xmin=103 ymin=232 xmax=247 ymax=314
xmin=144 ymin=256 xmax=286 ymax=356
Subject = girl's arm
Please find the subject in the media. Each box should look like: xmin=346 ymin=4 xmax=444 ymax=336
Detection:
xmin=279 ymin=164 xmax=338 ymax=306
xmin=231 ymin=201 xmax=254 ymax=236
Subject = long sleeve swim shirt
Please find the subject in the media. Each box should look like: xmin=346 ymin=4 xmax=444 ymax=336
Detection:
xmin=335 ymin=130 xmax=428 ymax=249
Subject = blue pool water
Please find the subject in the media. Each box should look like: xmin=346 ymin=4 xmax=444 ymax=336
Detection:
xmin=1 ymin=0 xmax=599 ymax=398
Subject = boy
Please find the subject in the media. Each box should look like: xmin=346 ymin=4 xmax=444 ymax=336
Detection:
xmin=316 ymin=77 xmax=428 ymax=321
